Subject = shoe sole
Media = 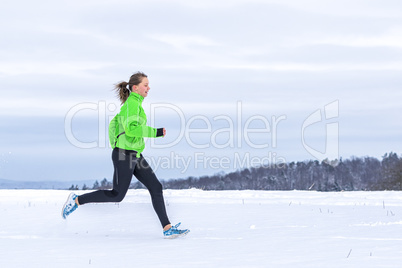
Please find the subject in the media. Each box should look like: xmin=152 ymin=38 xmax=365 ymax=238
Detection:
xmin=164 ymin=229 xmax=190 ymax=239
xmin=61 ymin=193 xmax=75 ymax=220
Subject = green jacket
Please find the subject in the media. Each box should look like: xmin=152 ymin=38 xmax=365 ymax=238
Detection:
xmin=109 ymin=92 xmax=163 ymax=157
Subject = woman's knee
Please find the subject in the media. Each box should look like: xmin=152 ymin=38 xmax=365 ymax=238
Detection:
xmin=114 ymin=192 xmax=126 ymax=202
xmin=107 ymin=189 xmax=126 ymax=202
xmin=149 ymin=180 xmax=163 ymax=195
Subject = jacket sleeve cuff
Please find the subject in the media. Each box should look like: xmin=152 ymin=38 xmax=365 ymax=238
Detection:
xmin=156 ymin=128 xmax=164 ymax=137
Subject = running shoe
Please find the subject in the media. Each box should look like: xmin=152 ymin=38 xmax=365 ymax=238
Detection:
xmin=61 ymin=193 xmax=78 ymax=219
xmin=163 ymin=222 xmax=190 ymax=239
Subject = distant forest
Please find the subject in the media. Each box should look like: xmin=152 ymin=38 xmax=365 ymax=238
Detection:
xmin=69 ymin=152 xmax=402 ymax=192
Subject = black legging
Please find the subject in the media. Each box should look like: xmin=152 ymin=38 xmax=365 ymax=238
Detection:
xmin=78 ymin=148 xmax=171 ymax=228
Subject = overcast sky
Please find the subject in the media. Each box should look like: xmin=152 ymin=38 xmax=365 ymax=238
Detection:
xmin=1 ymin=0 xmax=401 ymax=182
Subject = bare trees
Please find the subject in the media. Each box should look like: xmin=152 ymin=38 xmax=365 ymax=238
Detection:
xmin=162 ymin=152 xmax=401 ymax=191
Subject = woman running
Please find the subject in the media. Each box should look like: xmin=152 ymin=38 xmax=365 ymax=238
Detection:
xmin=62 ymin=72 xmax=189 ymax=239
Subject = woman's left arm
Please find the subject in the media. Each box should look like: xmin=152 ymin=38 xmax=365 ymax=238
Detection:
xmin=123 ymin=100 xmax=164 ymax=138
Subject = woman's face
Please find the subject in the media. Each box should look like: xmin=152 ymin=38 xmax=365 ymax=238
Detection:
xmin=133 ymin=77 xmax=150 ymax=98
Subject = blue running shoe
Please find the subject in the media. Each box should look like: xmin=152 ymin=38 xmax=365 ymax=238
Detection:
xmin=163 ymin=222 xmax=190 ymax=239
xmin=62 ymin=193 xmax=78 ymax=219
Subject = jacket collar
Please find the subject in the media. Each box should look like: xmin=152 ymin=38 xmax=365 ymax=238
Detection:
xmin=130 ymin=92 xmax=144 ymax=103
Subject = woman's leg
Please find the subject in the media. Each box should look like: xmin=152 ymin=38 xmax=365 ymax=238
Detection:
xmin=134 ymin=155 xmax=171 ymax=228
xmin=78 ymin=148 xmax=137 ymax=205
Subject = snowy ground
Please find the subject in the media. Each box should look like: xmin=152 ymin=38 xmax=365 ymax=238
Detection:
xmin=1 ymin=189 xmax=402 ymax=268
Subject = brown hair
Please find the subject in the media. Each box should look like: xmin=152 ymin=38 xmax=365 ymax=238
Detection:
xmin=114 ymin=71 xmax=148 ymax=104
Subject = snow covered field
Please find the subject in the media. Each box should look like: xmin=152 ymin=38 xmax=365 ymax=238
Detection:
xmin=1 ymin=189 xmax=402 ymax=268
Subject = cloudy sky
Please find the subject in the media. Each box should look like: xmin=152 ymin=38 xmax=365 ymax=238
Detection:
xmin=1 ymin=0 xmax=401 ymax=182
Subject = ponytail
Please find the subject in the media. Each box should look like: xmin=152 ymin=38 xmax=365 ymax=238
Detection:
xmin=114 ymin=71 xmax=148 ymax=105
xmin=114 ymin=81 xmax=131 ymax=105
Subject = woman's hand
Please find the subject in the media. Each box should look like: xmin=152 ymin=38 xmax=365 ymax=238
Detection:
xmin=163 ymin=128 xmax=166 ymax=137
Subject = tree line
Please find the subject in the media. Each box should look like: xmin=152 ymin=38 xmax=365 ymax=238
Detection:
xmin=70 ymin=152 xmax=402 ymax=191
xmin=162 ymin=152 xmax=402 ymax=191
xmin=68 ymin=178 xmax=112 ymax=191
